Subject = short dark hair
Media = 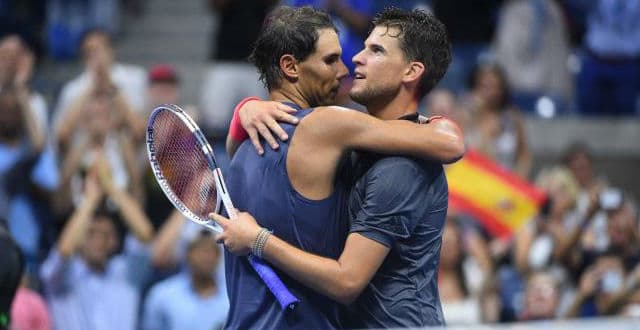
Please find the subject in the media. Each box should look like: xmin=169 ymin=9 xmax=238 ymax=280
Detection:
xmin=186 ymin=230 xmax=216 ymax=251
xmin=562 ymin=141 xmax=593 ymax=165
xmin=372 ymin=7 xmax=452 ymax=98
xmin=93 ymin=205 xmax=125 ymax=242
xmin=249 ymin=6 xmax=336 ymax=90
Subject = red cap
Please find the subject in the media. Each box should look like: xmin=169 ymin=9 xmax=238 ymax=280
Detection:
xmin=149 ymin=64 xmax=179 ymax=83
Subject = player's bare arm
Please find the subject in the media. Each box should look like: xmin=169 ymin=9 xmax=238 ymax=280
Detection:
xmin=211 ymin=211 xmax=389 ymax=305
xmin=316 ymin=106 xmax=464 ymax=163
xmin=227 ymin=99 xmax=464 ymax=163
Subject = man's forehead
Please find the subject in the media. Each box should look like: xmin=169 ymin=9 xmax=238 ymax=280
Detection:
xmin=365 ymin=25 xmax=402 ymax=47
xmin=92 ymin=216 xmax=116 ymax=229
xmin=83 ymin=34 xmax=110 ymax=48
xmin=314 ymin=28 xmax=342 ymax=56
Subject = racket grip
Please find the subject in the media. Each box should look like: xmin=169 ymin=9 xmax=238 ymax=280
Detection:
xmin=248 ymin=255 xmax=299 ymax=310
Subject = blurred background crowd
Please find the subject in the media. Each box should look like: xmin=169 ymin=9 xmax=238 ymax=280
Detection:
xmin=0 ymin=0 xmax=639 ymax=329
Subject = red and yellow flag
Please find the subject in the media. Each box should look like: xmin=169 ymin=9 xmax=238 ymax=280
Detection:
xmin=445 ymin=149 xmax=546 ymax=238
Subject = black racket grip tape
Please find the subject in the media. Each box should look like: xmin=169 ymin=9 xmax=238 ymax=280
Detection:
xmin=248 ymin=255 xmax=299 ymax=310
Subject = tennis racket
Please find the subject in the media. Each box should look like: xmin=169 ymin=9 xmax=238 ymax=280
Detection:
xmin=146 ymin=104 xmax=298 ymax=310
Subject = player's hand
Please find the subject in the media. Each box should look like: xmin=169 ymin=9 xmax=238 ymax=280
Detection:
xmin=239 ymin=100 xmax=298 ymax=153
xmin=209 ymin=210 xmax=262 ymax=256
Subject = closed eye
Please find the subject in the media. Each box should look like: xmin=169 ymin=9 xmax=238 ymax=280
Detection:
xmin=324 ymin=54 xmax=341 ymax=64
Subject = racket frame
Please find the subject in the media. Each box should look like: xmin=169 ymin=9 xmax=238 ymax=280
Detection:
xmin=146 ymin=104 xmax=235 ymax=233
xmin=146 ymin=103 xmax=299 ymax=310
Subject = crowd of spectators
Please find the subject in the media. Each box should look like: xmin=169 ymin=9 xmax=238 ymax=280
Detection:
xmin=0 ymin=1 xmax=639 ymax=329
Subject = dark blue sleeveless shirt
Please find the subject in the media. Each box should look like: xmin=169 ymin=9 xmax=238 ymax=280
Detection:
xmin=223 ymin=104 xmax=350 ymax=330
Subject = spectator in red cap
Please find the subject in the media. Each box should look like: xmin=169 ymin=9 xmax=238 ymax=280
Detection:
xmin=147 ymin=64 xmax=198 ymax=119
xmin=148 ymin=64 xmax=180 ymax=108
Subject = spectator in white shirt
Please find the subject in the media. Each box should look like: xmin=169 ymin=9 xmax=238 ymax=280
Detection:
xmin=52 ymin=29 xmax=147 ymax=134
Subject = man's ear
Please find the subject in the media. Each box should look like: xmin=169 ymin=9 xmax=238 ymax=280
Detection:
xmin=403 ymin=61 xmax=425 ymax=85
xmin=279 ymin=54 xmax=299 ymax=82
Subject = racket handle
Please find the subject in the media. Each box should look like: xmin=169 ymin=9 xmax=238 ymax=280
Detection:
xmin=248 ymin=255 xmax=299 ymax=310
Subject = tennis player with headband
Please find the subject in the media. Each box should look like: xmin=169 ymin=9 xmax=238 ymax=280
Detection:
xmin=213 ymin=6 xmax=462 ymax=329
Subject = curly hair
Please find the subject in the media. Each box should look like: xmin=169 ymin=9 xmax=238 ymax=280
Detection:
xmin=372 ymin=8 xmax=452 ymax=98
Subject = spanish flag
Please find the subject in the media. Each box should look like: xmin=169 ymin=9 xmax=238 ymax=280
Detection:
xmin=446 ymin=149 xmax=546 ymax=238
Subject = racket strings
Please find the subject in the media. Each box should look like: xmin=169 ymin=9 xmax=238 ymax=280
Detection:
xmin=151 ymin=110 xmax=218 ymax=221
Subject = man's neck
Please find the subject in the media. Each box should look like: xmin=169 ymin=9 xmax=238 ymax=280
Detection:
xmin=270 ymin=88 xmax=310 ymax=109
xmin=366 ymin=92 xmax=418 ymax=120
xmin=84 ymin=259 xmax=108 ymax=274
xmin=190 ymin=273 xmax=217 ymax=297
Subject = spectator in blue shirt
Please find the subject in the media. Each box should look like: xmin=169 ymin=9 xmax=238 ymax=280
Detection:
xmin=142 ymin=229 xmax=229 ymax=330
xmin=0 ymin=53 xmax=58 ymax=271
xmin=40 ymin=166 xmax=153 ymax=330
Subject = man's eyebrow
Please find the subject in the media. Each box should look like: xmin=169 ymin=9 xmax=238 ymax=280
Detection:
xmin=369 ymin=42 xmax=387 ymax=53
xmin=323 ymin=52 xmax=341 ymax=60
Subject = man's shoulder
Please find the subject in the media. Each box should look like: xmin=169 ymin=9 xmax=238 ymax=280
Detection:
xmin=302 ymin=105 xmax=366 ymax=124
xmin=360 ymin=156 xmax=447 ymax=210
xmin=366 ymin=156 xmax=443 ymax=182
xmin=353 ymin=156 xmax=437 ymax=204
xmin=291 ymin=106 xmax=354 ymax=144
